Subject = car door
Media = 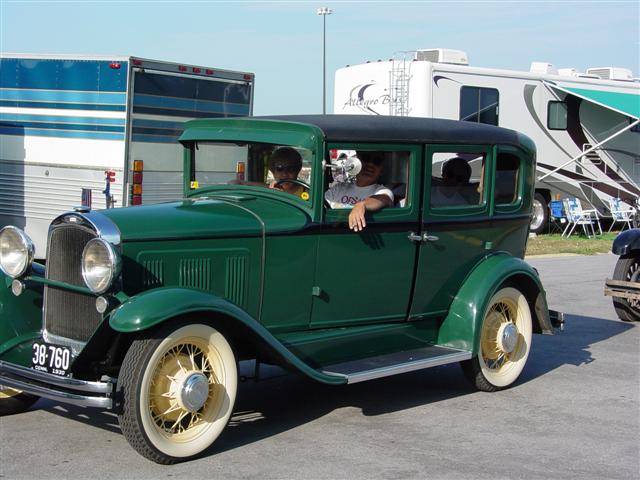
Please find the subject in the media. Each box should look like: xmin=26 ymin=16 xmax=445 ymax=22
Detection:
xmin=309 ymin=143 xmax=421 ymax=328
xmin=409 ymin=144 xmax=494 ymax=320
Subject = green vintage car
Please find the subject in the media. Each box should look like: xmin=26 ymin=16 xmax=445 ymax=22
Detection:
xmin=0 ymin=115 xmax=563 ymax=464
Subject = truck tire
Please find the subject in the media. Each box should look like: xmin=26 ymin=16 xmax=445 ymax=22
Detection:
xmin=0 ymin=387 xmax=39 ymax=416
xmin=612 ymin=255 xmax=640 ymax=322
xmin=530 ymin=193 xmax=548 ymax=235
xmin=117 ymin=321 xmax=237 ymax=464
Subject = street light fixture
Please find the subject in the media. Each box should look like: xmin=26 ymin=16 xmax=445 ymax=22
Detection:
xmin=317 ymin=6 xmax=333 ymax=114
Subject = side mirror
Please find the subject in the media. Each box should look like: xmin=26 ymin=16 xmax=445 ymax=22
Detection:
xmin=326 ymin=155 xmax=362 ymax=183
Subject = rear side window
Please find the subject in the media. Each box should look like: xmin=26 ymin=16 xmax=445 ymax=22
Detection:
xmin=494 ymin=153 xmax=521 ymax=205
xmin=460 ymin=87 xmax=499 ymax=126
xmin=548 ymin=101 xmax=568 ymax=130
xmin=430 ymin=152 xmax=486 ymax=208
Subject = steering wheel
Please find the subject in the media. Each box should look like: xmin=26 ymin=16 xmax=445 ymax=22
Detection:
xmin=274 ymin=179 xmax=310 ymax=190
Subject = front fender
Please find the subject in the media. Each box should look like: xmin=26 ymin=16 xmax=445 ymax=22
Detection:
xmin=612 ymin=228 xmax=640 ymax=256
xmin=109 ymin=287 xmax=346 ymax=385
xmin=437 ymin=253 xmax=547 ymax=354
xmin=0 ymin=263 xmax=45 ymax=365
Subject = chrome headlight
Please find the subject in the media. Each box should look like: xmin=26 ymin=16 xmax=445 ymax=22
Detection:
xmin=81 ymin=238 xmax=120 ymax=294
xmin=0 ymin=226 xmax=35 ymax=278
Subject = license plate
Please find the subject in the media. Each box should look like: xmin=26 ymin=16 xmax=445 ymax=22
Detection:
xmin=31 ymin=341 xmax=72 ymax=376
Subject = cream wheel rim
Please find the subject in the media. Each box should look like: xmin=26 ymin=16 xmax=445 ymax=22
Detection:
xmin=0 ymin=386 xmax=22 ymax=399
xmin=139 ymin=324 xmax=237 ymax=458
xmin=479 ymin=288 xmax=532 ymax=387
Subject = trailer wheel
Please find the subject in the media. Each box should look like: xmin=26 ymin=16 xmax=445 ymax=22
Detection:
xmin=0 ymin=387 xmax=39 ymax=416
xmin=117 ymin=322 xmax=237 ymax=464
xmin=530 ymin=193 xmax=548 ymax=235
xmin=612 ymin=255 xmax=640 ymax=322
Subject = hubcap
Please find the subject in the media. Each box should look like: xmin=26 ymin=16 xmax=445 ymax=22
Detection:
xmin=531 ymin=199 xmax=544 ymax=230
xmin=497 ymin=323 xmax=518 ymax=353
xmin=178 ymin=373 xmax=209 ymax=412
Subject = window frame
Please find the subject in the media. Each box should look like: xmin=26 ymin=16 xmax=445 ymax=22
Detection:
xmin=322 ymin=142 xmax=421 ymax=225
xmin=492 ymin=146 xmax=526 ymax=214
xmin=425 ymin=144 xmax=493 ymax=220
xmin=459 ymin=86 xmax=500 ymax=126
xmin=547 ymin=101 xmax=568 ymax=131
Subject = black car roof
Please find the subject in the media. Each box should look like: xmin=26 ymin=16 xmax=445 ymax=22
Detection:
xmin=254 ymin=114 xmax=524 ymax=147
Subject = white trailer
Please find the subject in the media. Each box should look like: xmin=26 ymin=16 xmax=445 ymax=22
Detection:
xmin=0 ymin=54 xmax=254 ymax=257
xmin=334 ymin=49 xmax=640 ymax=232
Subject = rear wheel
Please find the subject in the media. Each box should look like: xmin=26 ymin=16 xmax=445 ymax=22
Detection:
xmin=117 ymin=322 xmax=237 ymax=464
xmin=0 ymin=386 xmax=39 ymax=416
xmin=530 ymin=192 xmax=548 ymax=235
xmin=462 ymin=287 xmax=533 ymax=391
xmin=612 ymin=255 xmax=640 ymax=322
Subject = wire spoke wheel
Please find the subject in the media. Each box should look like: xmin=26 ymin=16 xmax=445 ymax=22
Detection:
xmin=462 ymin=287 xmax=533 ymax=391
xmin=612 ymin=255 xmax=640 ymax=322
xmin=118 ymin=323 xmax=237 ymax=464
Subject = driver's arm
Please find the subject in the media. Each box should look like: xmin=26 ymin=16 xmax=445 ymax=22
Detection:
xmin=348 ymin=194 xmax=393 ymax=232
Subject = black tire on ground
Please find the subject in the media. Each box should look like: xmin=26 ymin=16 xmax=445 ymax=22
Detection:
xmin=529 ymin=192 xmax=548 ymax=235
xmin=117 ymin=321 xmax=237 ymax=464
xmin=0 ymin=388 xmax=39 ymax=416
xmin=612 ymin=254 xmax=640 ymax=322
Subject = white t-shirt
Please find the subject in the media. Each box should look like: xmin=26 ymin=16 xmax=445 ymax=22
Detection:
xmin=325 ymin=182 xmax=394 ymax=209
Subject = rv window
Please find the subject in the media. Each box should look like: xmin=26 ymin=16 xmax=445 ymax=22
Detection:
xmin=460 ymin=87 xmax=499 ymax=126
xmin=494 ymin=153 xmax=521 ymax=205
xmin=548 ymin=101 xmax=568 ymax=130
xmin=430 ymin=152 xmax=485 ymax=208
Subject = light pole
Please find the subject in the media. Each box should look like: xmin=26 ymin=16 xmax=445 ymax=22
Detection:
xmin=317 ymin=6 xmax=332 ymax=114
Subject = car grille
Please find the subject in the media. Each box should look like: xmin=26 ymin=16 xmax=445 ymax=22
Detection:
xmin=44 ymin=225 xmax=102 ymax=343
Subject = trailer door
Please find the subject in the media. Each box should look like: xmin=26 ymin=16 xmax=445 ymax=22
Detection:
xmin=126 ymin=68 xmax=253 ymax=206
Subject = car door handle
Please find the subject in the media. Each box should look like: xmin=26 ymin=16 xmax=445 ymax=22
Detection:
xmin=408 ymin=232 xmax=439 ymax=243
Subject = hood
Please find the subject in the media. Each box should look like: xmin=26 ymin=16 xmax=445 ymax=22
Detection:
xmin=99 ymin=195 xmax=311 ymax=242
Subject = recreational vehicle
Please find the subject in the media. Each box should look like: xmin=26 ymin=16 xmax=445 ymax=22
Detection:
xmin=334 ymin=49 xmax=640 ymax=233
xmin=0 ymin=54 xmax=255 ymax=257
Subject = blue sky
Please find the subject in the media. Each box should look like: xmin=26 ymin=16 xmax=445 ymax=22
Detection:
xmin=1 ymin=1 xmax=638 ymax=115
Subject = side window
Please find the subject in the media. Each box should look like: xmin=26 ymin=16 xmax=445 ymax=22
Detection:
xmin=495 ymin=153 xmax=521 ymax=205
xmin=430 ymin=152 xmax=486 ymax=208
xmin=548 ymin=101 xmax=568 ymax=130
xmin=325 ymin=149 xmax=411 ymax=209
xmin=460 ymin=87 xmax=499 ymax=126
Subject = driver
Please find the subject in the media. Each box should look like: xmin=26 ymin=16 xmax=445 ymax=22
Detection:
xmin=268 ymin=147 xmax=308 ymax=199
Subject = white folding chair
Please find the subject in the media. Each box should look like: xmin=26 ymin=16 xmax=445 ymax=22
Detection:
xmin=562 ymin=198 xmax=595 ymax=238
xmin=607 ymin=197 xmax=635 ymax=232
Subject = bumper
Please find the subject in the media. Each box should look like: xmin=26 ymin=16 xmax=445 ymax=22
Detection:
xmin=0 ymin=361 xmax=114 ymax=409
xmin=604 ymin=278 xmax=640 ymax=301
xmin=549 ymin=310 xmax=565 ymax=331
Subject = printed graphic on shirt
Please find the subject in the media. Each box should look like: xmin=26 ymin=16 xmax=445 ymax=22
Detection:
xmin=325 ymin=183 xmax=394 ymax=209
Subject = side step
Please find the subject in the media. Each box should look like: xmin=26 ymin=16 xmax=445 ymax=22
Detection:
xmin=321 ymin=345 xmax=472 ymax=384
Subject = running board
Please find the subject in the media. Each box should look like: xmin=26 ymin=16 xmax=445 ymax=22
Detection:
xmin=321 ymin=346 xmax=472 ymax=384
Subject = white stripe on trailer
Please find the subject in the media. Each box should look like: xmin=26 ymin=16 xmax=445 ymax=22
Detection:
xmin=0 ymin=106 xmax=126 ymax=120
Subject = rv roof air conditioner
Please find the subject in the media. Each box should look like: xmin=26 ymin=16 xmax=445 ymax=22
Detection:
xmin=558 ymin=68 xmax=580 ymax=77
xmin=415 ymin=49 xmax=468 ymax=65
xmin=530 ymin=62 xmax=558 ymax=75
xmin=586 ymin=67 xmax=634 ymax=81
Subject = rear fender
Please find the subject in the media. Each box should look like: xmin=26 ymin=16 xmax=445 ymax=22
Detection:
xmin=437 ymin=253 xmax=551 ymax=354
xmin=109 ymin=287 xmax=346 ymax=385
xmin=612 ymin=229 xmax=640 ymax=256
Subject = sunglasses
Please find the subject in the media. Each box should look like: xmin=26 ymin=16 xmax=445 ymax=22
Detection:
xmin=272 ymin=164 xmax=299 ymax=174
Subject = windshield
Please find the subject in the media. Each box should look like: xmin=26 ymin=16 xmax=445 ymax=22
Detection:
xmin=190 ymin=141 xmax=314 ymax=202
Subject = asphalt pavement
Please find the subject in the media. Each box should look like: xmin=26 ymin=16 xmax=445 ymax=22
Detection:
xmin=0 ymin=253 xmax=638 ymax=479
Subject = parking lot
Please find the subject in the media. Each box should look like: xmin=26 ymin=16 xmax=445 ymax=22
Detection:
xmin=0 ymin=253 xmax=638 ymax=479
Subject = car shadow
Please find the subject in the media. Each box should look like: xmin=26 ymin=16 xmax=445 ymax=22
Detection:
xmin=34 ymin=312 xmax=634 ymax=460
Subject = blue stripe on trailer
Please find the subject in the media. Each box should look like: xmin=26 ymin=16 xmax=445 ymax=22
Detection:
xmin=132 ymin=118 xmax=186 ymax=130
xmin=0 ymin=126 xmax=124 ymax=140
xmin=0 ymin=100 xmax=127 ymax=111
xmin=0 ymin=58 xmax=128 ymax=92
xmin=132 ymin=126 xmax=183 ymax=136
xmin=0 ymin=120 xmax=124 ymax=133
xmin=133 ymin=93 xmax=250 ymax=115
xmin=0 ymin=113 xmax=125 ymax=126
xmin=1 ymin=88 xmax=126 ymax=105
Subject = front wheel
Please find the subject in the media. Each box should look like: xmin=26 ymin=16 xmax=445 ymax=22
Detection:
xmin=529 ymin=193 xmax=548 ymax=235
xmin=612 ymin=255 xmax=640 ymax=322
xmin=117 ymin=322 xmax=237 ymax=464
xmin=0 ymin=386 xmax=39 ymax=416
xmin=462 ymin=287 xmax=533 ymax=391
